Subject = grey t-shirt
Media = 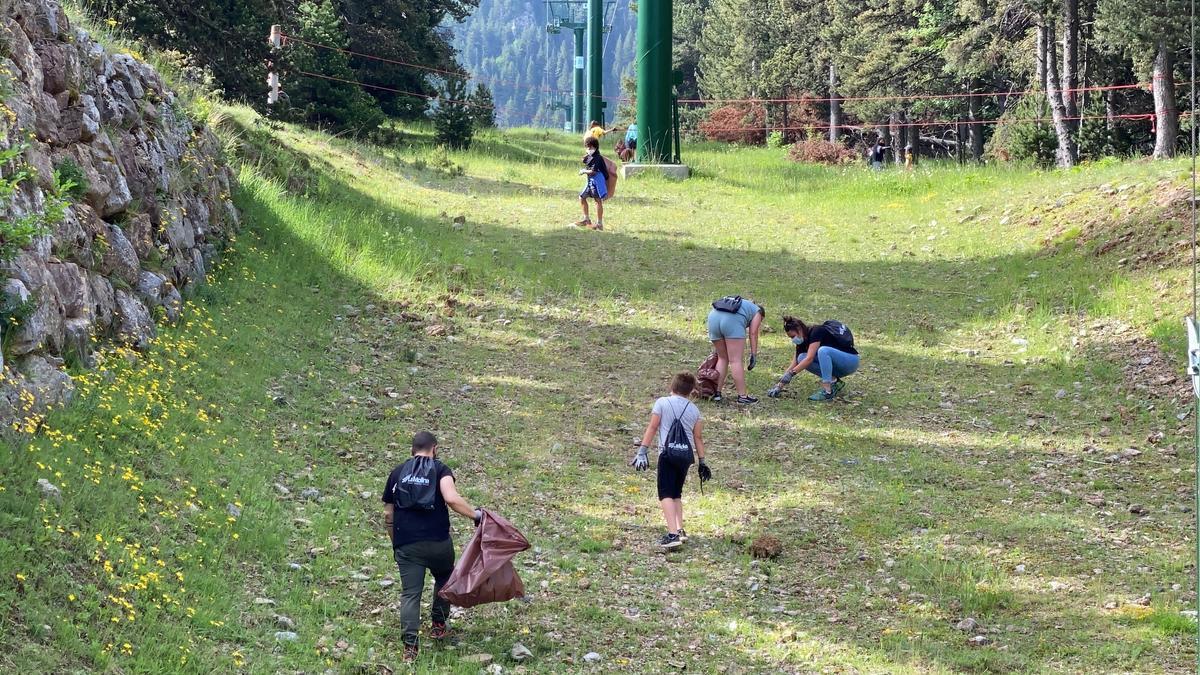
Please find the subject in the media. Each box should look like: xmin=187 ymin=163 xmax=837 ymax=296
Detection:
xmin=652 ymin=394 xmax=701 ymax=452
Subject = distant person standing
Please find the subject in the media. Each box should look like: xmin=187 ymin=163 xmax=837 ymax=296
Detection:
xmin=867 ymin=138 xmax=889 ymax=169
xmin=382 ymin=432 xmax=482 ymax=663
xmin=621 ymin=122 xmax=638 ymax=162
xmin=587 ymin=120 xmax=615 ymax=141
xmin=574 ymin=135 xmax=610 ymax=230
xmin=705 ymin=295 xmax=764 ymax=404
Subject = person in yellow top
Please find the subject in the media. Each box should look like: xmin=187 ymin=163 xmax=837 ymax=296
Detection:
xmin=586 ymin=120 xmax=615 ymax=141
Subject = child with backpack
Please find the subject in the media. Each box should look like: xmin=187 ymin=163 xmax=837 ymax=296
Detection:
xmin=766 ymin=317 xmax=859 ymax=401
xmin=630 ymin=373 xmax=712 ymax=549
xmin=574 ymin=135 xmax=611 ymax=230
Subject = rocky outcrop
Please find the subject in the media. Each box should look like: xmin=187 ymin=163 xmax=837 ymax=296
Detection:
xmin=0 ymin=0 xmax=237 ymax=423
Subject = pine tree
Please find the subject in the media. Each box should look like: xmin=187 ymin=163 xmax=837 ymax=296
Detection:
xmin=434 ymin=77 xmax=476 ymax=149
xmin=468 ymin=83 xmax=497 ymax=129
xmin=288 ymin=0 xmax=385 ymax=133
xmin=1097 ymin=0 xmax=1192 ymax=158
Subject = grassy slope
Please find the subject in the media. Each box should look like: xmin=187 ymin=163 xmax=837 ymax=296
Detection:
xmin=0 ymin=106 xmax=1196 ymax=674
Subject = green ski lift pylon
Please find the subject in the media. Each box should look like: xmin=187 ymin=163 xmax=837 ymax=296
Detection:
xmin=545 ymin=1 xmax=587 ymax=133
xmin=626 ymin=0 xmax=688 ymax=179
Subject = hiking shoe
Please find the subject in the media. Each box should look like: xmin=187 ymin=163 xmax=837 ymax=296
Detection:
xmin=832 ymin=380 xmax=846 ymax=397
xmin=573 ymin=219 xmax=592 ymax=227
xmin=710 ymin=393 xmax=723 ymax=403
xmin=403 ymin=643 xmax=419 ymax=663
xmin=736 ymin=395 xmax=759 ymax=405
xmin=678 ymin=529 xmax=688 ymax=542
xmin=429 ymin=621 xmax=450 ymax=640
xmin=658 ymin=532 xmax=682 ymax=550
xmin=809 ymin=389 xmax=835 ymax=402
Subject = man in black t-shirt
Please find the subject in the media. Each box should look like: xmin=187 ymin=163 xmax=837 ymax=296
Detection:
xmin=767 ymin=317 xmax=861 ymax=401
xmin=382 ymin=431 xmax=481 ymax=662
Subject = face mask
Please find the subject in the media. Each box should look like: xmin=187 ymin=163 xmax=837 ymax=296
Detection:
xmin=792 ymin=337 xmax=804 ymax=345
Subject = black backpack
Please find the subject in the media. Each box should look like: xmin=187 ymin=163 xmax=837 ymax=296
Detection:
xmin=712 ymin=295 xmax=743 ymax=313
xmin=661 ymin=399 xmax=696 ymax=468
xmin=392 ymin=456 xmax=440 ymax=510
xmin=822 ymin=320 xmax=854 ymax=346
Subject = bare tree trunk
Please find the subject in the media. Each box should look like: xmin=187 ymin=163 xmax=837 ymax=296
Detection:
xmin=1080 ymin=0 xmax=1094 ymax=111
xmin=1035 ymin=24 xmax=1048 ymax=92
xmin=1152 ymin=40 xmax=1179 ymax=159
xmin=1104 ymin=88 xmax=1116 ymax=130
xmin=1061 ymin=0 xmax=1080 ymax=126
xmin=890 ymin=111 xmax=903 ymax=163
xmin=968 ymin=80 xmax=984 ymax=161
xmin=907 ymin=118 xmax=920 ymax=166
xmin=781 ymin=88 xmax=790 ymax=144
xmin=829 ymin=62 xmax=840 ymax=143
xmin=1044 ymin=22 xmax=1077 ymax=168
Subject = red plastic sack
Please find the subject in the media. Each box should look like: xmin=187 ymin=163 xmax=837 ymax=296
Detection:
xmin=438 ymin=509 xmax=531 ymax=608
xmin=696 ymin=352 xmax=720 ymax=398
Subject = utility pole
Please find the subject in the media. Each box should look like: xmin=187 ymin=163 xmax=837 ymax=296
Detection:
xmin=586 ymin=0 xmax=605 ymax=125
xmin=267 ymin=25 xmax=282 ymax=105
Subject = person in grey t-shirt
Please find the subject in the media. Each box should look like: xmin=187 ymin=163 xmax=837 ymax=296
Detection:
xmin=630 ymin=373 xmax=709 ymax=549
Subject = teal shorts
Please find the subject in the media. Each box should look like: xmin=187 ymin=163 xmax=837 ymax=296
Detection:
xmin=707 ymin=309 xmax=747 ymax=341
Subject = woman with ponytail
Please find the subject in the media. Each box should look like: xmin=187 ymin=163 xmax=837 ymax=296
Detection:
xmin=767 ymin=316 xmax=859 ymax=401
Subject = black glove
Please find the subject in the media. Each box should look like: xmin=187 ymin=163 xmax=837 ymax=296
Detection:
xmin=472 ymin=508 xmax=483 ymax=527
xmin=697 ymin=459 xmax=712 ymax=483
xmin=747 ymin=353 xmax=757 ymax=371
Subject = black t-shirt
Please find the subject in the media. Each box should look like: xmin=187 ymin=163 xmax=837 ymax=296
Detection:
xmin=869 ymin=145 xmax=886 ymax=162
xmin=382 ymin=458 xmax=454 ymax=546
xmin=583 ymin=151 xmax=608 ymax=180
xmin=797 ymin=321 xmax=858 ymax=356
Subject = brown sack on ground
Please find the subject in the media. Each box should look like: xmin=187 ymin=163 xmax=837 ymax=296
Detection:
xmin=438 ymin=509 xmax=531 ymax=608
xmin=696 ymin=352 xmax=719 ymax=398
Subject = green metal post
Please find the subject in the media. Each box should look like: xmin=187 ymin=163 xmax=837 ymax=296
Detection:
xmin=586 ymin=0 xmax=604 ymax=125
xmin=573 ymin=26 xmax=585 ymax=133
xmin=635 ymin=0 xmax=672 ymax=163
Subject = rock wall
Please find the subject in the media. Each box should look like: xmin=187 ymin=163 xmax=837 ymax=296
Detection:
xmin=0 ymin=0 xmax=237 ymax=421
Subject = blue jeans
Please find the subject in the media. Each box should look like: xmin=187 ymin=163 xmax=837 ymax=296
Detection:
xmin=801 ymin=346 xmax=859 ymax=383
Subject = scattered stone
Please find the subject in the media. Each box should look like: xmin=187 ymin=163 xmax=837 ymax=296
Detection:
xmin=275 ymin=615 xmax=296 ymax=630
xmin=1128 ymin=503 xmax=1148 ymax=515
xmin=1015 ymin=564 xmax=1026 ymax=574
xmin=511 ymin=643 xmax=533 ymax=661
xmin=274 ymin=631 xmax=298 ymax=642
xmin=577 ymin=578 xmax=591 ymax=590
xmin=1048 ymin=580 xmax=1068 ymax=592
xmin=253 ymin=597 xmax=276 ymax=606
xmin=226 ymin=503 xmax=241 ymax=518
xmin=967 ymin=635 xmax=990 ymax=647
xmin=36 ymin=478 xmax=61 ymax=501
xmin=378 ymin=579 xmax=394 ymax=588
xmin=583 ymin=652 xmax=601 ymax=664
xmin=299 ymin=487 xmax=321 ymax=500
xmin=955 ymin=617 xmax=979 ymax=632
xmin=288 ymin=562 xmax=303 ymax=571
xmin=462 ymin=654 xmax=494 ymax=664
xmin=351 ymin=573 xmax=371 ymax=581
xmin=274 ymin=483 xmax=291 ymax=496
xmin=486 ymin=664 xmax=505 ymax=675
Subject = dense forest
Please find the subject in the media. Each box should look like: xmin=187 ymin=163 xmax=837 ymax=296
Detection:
xmin=450 ymin=0 xmax=637 ymax=129
xmin=86 ymin=0 xmax=1194 ymax=164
